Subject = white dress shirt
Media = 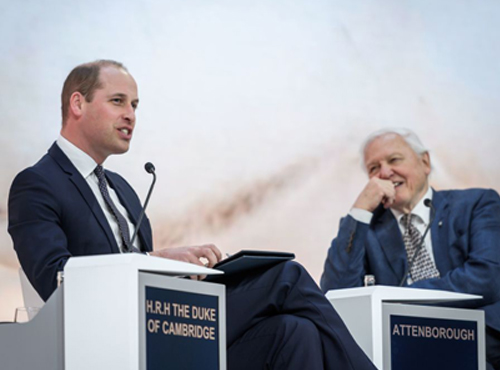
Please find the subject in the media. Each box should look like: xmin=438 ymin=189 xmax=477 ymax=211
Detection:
xmin=56 ymin=135 xmax=141 ymax=252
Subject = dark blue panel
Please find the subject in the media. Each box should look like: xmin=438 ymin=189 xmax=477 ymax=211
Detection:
xmin=145 ymin=286 xmax=219 ymax=370
xmin=390 ymin=315 xmax=478 ymax=370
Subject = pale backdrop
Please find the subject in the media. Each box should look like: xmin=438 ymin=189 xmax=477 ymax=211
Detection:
xmin=1 ymin=0 xmax=499 ymax=321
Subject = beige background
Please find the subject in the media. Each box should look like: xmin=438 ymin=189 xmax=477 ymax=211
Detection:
xmin=1 ymin=0 xmax=499 ymax=321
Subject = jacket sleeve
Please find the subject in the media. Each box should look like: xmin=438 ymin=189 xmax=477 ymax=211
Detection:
xmin=411 ymin=189 xmax=500 ymax=308
xmin=8 ymin=168 xmax=71 ymax=301
xmin=320 ymin=215 xmax=371 ymax=292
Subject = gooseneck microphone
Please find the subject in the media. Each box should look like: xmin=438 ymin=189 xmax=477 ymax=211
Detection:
xmin=398 ymin=198 xmax=436 ymax=286
xmin=130 ymin=162 xmax=157 ymax=248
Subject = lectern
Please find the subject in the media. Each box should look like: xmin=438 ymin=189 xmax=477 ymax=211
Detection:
xmin=326 ymin=286 xmax=485 ymax=370
xmin=0 ymin=254 xmax=226 ymax=370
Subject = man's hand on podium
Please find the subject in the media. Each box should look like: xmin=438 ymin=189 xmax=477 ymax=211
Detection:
xmin=149 ymin=244 xmax=224 ymax=280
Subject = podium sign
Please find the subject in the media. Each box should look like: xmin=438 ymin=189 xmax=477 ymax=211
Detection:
xmin=63 ymin=254 xmax=225 ymax=370
xmin=326 ymin=286 xmax=485 ymax=370
xmin=383 ymin=304 xmax=481 ymax=370
xmin=139 ymin=273 xmax=226 ymax=370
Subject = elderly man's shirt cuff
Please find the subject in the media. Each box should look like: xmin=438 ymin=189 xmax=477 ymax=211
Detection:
xmin=349 ymin=208 xmax=373 ymax=224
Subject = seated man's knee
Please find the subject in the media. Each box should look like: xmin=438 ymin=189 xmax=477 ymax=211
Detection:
xmin=276 ymin=315 xmax=321 ymax=344
xmin=274 ymin=260 xmax=309 ymax=281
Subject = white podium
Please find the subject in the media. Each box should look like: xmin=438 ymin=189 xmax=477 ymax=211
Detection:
xmin=326 ymin=286 xmax=486 ymax=370
xmin=0 ymin=254 xmax=226 ymax=370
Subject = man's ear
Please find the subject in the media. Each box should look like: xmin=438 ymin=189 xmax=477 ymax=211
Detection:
xmin=68 ymin=92 xmax=85 ymax=118
xmin=421 ymin=151 xmax=431 ymax=175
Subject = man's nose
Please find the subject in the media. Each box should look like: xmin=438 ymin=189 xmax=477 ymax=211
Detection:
xmin=378 ymin=164 xmax=393 ymax=179
xmin=123 ymin=105 xmax=136 ymax=123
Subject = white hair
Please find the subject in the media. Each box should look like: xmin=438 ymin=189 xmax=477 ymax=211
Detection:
xmin=360 ymin=128 xmax=429 ymax=171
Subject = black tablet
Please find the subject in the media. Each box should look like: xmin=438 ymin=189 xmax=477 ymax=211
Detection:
xmin=213 ymin=250 xmax=295 ymax=276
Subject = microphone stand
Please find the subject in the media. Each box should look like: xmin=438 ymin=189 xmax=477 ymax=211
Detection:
xmin=130 ymin=162 xmax=157 ymax=248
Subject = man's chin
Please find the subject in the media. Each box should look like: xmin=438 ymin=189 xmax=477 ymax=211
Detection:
xmin=113 ymin=143 xmax=131 ymax=155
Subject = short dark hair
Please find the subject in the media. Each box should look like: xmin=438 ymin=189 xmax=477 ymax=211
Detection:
xmin=61 ymin=60 xmax=127 ymax=124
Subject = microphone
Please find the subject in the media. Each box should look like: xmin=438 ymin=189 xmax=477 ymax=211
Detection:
xmin=398 ymin=198 xmax=436 ymax=286
xmin=130 ymin=162 xmax=157 ymax=248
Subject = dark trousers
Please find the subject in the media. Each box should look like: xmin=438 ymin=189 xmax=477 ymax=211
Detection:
xmin=214 ymin=261 xmax=376 ymax=370
xmin=487 ymin=326 xmax=500 ymax=370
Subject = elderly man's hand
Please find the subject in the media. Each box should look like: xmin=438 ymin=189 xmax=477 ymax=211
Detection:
xmin=149 ymin=244 xmax=223 ymax=279
xmin=353 ymin=177 xmax=396 ymax=212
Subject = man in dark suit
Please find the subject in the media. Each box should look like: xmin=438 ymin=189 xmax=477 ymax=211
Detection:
xmin=321 ymin=128 xmax=500 ymax=369
xmin=8 ymin=60 xmax=375 ymax=370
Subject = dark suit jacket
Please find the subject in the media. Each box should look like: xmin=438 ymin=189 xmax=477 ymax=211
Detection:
xmin=8 ymin=143 xmax=153 ymax=301
xmin=320 ymin=188 xmax=500 ymax=332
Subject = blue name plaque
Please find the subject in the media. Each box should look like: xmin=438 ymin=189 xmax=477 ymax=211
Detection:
xmin=390 ymin=315 xmax=478 ymax=370
xmin=145 ymin=286 xmax=220 ymax=370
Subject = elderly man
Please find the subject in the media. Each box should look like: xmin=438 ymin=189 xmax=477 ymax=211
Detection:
xmin=8 ymin=60 xmax=375 ymax=370
xmin=320 ymin=128 xmax=500 ymax=369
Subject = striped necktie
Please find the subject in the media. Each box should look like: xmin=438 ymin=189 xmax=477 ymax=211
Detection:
xmin=94 ymin=165 xmax=139 ymax=253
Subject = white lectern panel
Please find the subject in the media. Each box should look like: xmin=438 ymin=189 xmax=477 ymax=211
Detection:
xmin=326 ymin=286 xmax=484 ymax=369
xmin=64 ymin=254 xmax=223 ymax=370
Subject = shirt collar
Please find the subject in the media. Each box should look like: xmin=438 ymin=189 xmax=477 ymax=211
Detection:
xmin=391 ymin=186 xmax=433 ymax=226
xmin=56 ymin=135 xmax=99 ymax=179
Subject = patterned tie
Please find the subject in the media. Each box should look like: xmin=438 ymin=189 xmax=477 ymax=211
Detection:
xmin=94 ymin=165 xmax=139 ymax=253
xmin=401 ymin=213 xmax=440 ymax=282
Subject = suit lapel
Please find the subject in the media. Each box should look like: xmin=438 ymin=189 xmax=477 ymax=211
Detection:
xmin=48 ymin=143 xmax=120 ymax=253
xmin=430 ymin=189 xmax=451 ymax=273
xmin=374 ymin=209 xmax=407 ymax=280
